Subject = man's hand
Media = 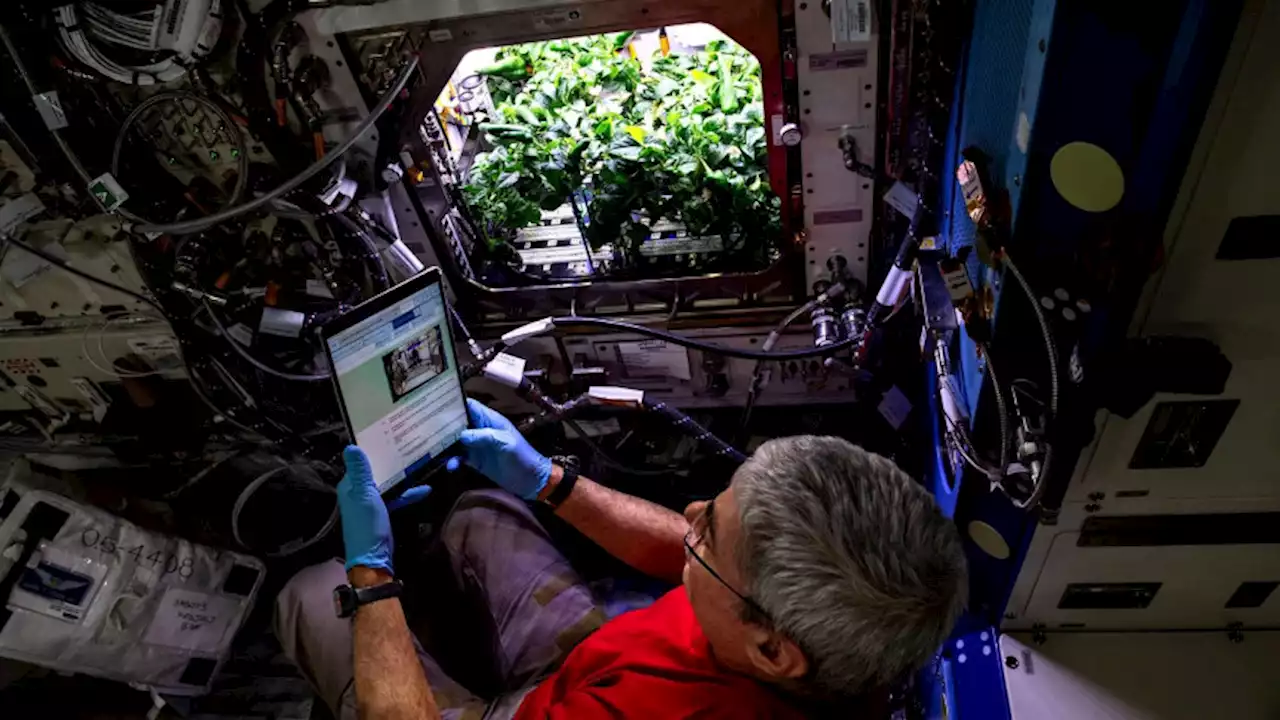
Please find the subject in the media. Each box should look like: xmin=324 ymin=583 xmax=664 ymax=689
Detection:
xmin=337 ymin=446 xmax=432 ymax=573
xmin=447 ymin=399 xmax=551 ymax=500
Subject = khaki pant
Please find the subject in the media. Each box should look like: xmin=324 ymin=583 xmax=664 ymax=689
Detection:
xmin=273 ymin=490 xmax=624 ymax=720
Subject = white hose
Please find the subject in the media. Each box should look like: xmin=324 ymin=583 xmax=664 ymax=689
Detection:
xmin=1001 ymin=253 xmax=1059 ymax=417
xmin=231 ymin=460 xmax=338 ymax=558
xmin=1000 ymin=252 xmax=1060 ymax=510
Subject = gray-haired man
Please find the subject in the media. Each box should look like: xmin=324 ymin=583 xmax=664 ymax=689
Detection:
xmin=275 ymin=400 xmax=968 ymax=719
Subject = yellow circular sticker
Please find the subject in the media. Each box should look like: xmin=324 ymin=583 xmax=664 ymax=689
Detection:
xmin=968 ymin=520 xmax=1012 ymax=560
xmin=1050 ymin=141 xmax=1125 ymax=213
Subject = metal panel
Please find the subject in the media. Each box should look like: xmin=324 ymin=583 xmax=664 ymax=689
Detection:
xmin=313 ymin=0 xmax=583 ymax=35
xmin=0 ymin=320 xmax=181 ymax=414
xmin=795 ymin=0 xmax=878 ymax=289
xmin=1022 ymin=530 xmax=1280 ymax=629
xmin=1002 ymin=632 xmax=1280 ymax=720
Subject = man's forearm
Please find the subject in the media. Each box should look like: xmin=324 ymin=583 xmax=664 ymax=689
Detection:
xmin=349 ymin=567 xmax=440 ymax=720
xmin=539 ymin=466 xmax=688 ymax=584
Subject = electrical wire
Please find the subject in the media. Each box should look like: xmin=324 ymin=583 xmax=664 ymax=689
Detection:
xmin=643 ymin=398 xmax=748 ymax=464
xmin=81 ymin=314 xmax=171 ymax=379
xmin=54 ymin=1 xmax=223 ymax=85
xmin=999 ymin=252 xmax=1060 ymax=510
xmin=943 ymin=414 xmax=1000 ymax=481
xmin=447 ymin=301 xmax=483 ymax=359
xmin=332 ymin=210 xmax=391 ymax=293
xmin=231 ymin=459 xmax=338 ymax=558
xmin=563 ymin=418 xmax=683 ymax=477
xmin=111 ymin=91 xmax=250 ymax=225
xmin=551 ymin=316 xmax=862 ymax=361
xmin=129 ymin=57 xmax=420 ymax=236
xmin=979 ymin=343 xmax=1010 ymax=476
xmin=187 ymin=361 xmax=265 ymax=438
xmin=201 ymin=300 xmax=331 ymax=382
xmin=1001 ymin=253 xmax=1059 ymax=416
xmin=739 ymin=284 xmax=848 ymax=431
xmin=511 ymin=378 xmax=694 ymax=477
xmin=0 ymin=23 xmax=133 ymax=217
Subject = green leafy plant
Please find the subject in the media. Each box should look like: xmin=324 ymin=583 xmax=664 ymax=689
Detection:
xmin=463 ymin=34 xmax=781 ymax=273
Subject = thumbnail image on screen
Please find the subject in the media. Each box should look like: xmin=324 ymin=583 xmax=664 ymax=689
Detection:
xmin=326 ymin=280 xmax=468 ymax=492
xmin=382 ymin=325 xmax=447 ymax=401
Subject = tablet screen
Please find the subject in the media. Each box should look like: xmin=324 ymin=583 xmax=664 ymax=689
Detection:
xmin=326 ymin=279 xmax=467 ymax=492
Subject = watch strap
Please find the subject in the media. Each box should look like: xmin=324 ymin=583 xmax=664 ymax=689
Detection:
xmin=355 ymin=580 xmax=402 ymax=607
xmin=543 ymin=461 xmax=579 ymax=509
xmin=335 ymin=579 xmax=402 ymax=618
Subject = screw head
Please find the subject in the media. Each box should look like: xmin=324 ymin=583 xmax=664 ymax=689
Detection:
xmin=1005 ymin=655 xmax=1020 ymax=669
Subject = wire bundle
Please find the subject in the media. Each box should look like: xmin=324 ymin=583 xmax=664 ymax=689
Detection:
xmin=55 ymin=0 xmax=223 ymax=85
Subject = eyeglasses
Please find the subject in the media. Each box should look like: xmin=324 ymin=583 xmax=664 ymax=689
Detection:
xmin=684 ymin=500 xmax=771 ymax=621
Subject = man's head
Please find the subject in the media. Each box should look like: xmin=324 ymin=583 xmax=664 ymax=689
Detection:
xmin=682 ymin=436 xmax=968 ymax=698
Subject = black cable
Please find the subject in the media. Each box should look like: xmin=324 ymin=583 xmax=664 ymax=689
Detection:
xmin=642 ymin=399 xmax=748 ymax=464
xmin=563 ymin=417 xmax=684 ymax=478
xmin=447 ymin=299 xmax=483 ymax=359
xmin=2 ymin=235 xmax=166 ymax=314
xmin=333 ymin=210 xmax=390 ymax=293
xmin=201 ymin=301 xmax=330 ymax=382
xmin=551 ymin=317 xmax=861 ymax=361
xmin=512 ymin=381 xmax=689 ymax=477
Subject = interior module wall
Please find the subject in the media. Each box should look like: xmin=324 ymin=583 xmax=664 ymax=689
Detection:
xmin=1005 ymin=0 xmax=1280 ymax=632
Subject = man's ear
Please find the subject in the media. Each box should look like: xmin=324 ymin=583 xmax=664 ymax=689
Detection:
xmin=744 ymin=625 xmax=809 ymax=681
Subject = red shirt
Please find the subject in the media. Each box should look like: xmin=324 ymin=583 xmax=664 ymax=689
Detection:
xmin=515 ymin=589 xmax=807 ymax=719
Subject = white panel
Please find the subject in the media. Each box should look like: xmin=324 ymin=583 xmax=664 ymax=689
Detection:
xmin=313 ymin=0 xmax=581 ymax=35
xmin=1005 ymin=496 xmax=1280 ymax=630
xmin=795 ymin=1 xmax=878 ymax=289
xmin=1022 ymin=531 xmax=1280 ymax=630
xmin=1002 ymin=633 xmax=1280 ymax=720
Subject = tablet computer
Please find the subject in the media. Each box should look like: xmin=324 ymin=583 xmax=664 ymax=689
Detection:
xmin=321 ymin=267 xmax=469 ymax=493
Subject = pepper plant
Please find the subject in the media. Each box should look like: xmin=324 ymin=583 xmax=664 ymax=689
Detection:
xmin=463 ymin=33 xmax=781 ymax=273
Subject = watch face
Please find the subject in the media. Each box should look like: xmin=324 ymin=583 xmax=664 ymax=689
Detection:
xmin=333 ymin=585 xmax=355 ymax=618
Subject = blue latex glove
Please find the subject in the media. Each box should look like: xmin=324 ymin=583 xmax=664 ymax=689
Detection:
xmin=336 ymin=445 xmax=434 ymax=573
xmin=447 ymin=399 xmax=551 ymax=500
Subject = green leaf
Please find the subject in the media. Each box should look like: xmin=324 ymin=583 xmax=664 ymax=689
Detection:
xmin=689 ymin=69 xmax=716 ymax=86
xmin=463 ymin=33 xmax=777 ymax=262
xmin=610 ymin=146 xmax=642 ymax=161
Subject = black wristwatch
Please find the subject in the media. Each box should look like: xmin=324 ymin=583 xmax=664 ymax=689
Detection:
xmin=333 ymin=579 xmax=403 ymax=619
xmin=544 ymin=456 xmax=580 ymax=509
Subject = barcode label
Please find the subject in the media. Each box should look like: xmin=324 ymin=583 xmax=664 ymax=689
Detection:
xmin=833 ymin=0 xmax=873 ymax=43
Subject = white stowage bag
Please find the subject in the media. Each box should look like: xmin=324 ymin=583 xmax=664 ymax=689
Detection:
xmin=0 ymin=461 xmax=265 ymax=695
